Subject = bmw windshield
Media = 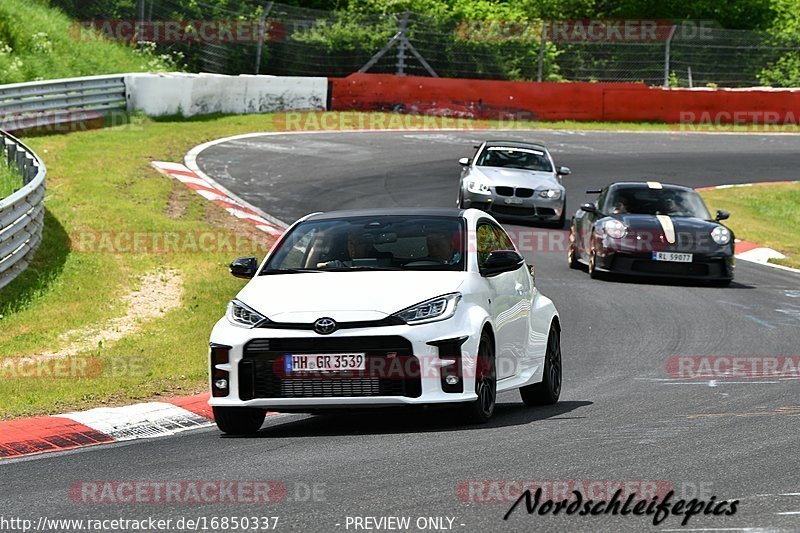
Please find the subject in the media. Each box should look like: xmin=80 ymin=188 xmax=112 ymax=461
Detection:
xmin=606 ymin=187 xmax=712 ymax=219
xmin=475 ymin=147 xmax=553 ymax=172
xmin=261 ymin=216 xmax=466 ymax=273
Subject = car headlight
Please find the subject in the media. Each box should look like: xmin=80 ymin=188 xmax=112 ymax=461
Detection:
xmin=538 ymin=189 xmax=562 ymax=199
xmin=393 ymin=293 xmax=461 ymax=325
xmin=711 ymin=226 xmax=731 ymax=245
xmin=226 ymin=299 xmax=267 ymax=328
xmin=467 ymin=180 xmax=491 ymax=195
xmin=603 ymin=219 xmax=627 ymax=239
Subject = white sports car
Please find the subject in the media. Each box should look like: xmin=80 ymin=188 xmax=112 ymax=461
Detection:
xmin=208 ymin=208 xmax=562 ymax=434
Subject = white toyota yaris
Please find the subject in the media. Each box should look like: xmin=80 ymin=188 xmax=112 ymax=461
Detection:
xmin=208 ymin=208 xmax=562 ymax=434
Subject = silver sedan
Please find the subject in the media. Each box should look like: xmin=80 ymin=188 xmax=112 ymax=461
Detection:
xmin=457 ymin=141 xmax=570 ymax=227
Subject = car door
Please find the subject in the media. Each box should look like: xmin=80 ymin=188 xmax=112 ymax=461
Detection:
xmin=476 ymin=220 xmax=529 ymax=379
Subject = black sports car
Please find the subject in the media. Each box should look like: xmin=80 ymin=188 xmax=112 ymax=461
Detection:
xmin=568 ymin=182 xmax=735 ymax=285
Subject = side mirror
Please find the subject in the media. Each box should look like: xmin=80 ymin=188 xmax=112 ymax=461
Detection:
xmin=458 ymin=157 xmax=471 ymax=166
xmin=230 ymin=257 xmax=258 ymax=279
xmin=480 ymin=250 xmax=525 ymax=277
xmin=557 ymin=166 xmax=571 ymax=176
xmin=715 ymin=209 xmax=730 ymax=222
xmin=580 ymin=202 xmax=599 ymax=215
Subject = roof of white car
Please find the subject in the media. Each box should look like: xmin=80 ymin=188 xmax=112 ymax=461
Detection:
xmin=305 ymin=208 xmax=467 ymax=221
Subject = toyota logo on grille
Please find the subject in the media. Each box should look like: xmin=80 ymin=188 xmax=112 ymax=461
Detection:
xmin=314 ymin=317 xmax=337 ymax=335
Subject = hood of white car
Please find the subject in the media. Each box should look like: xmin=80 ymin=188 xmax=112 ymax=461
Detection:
xmin=237 ymin=271 xmax=467 ymax=323
xmin=472 ymin=166 xmax=561 ymax=189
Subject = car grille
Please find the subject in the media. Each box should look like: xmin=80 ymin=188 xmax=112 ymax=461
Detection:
xmin=630 ymin=260 xmax=710 ymax=276
xmin=239 ymin=337 xmax=421 ymax=399
xmin=491 ymin=205 xmax=537 ymax=217
xmin=493 ymin=186 xmax=536 ymax=198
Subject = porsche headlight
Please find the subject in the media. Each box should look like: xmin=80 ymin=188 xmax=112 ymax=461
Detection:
xmin=393 ymin=293 xmax=461 ymax=325
xmin=467 ymin=180 xmax=491 ymax=195
xmin=711 ymin=226 xmax=731 ymax=245
xmin=603 ymin=219 xmax=627 ymax=239
xmin=226 ymin=299 xmax=267 ymax=328
xmin=538 ymin=189 xmax=562 ymax=199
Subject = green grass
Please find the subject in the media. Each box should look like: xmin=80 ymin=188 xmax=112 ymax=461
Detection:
xmin=0 ymin=111 xmax=796 ymax=420
xmin=0 ymin=0 xmax=178 ymax=84
xmin=700 ymin=183 xmax=800 ymax=269
xmin=0 ymin=158 xmax=21 ymax=198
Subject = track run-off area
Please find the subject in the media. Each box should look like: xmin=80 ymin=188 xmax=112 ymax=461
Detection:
xmin=4 ymin=129 xmax=800 ymax=532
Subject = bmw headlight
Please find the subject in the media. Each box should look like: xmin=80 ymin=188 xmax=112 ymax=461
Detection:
xmin=711 ymin=226 xmax=731 ymax=245
xmin=393 ymin=293 xmax=461 ymax=325
xmin=538 ymin=189 xmax=562 ymax=199
xmin=603 ymin=219 xmax=627 ymax=239
xmin=467 ymin=180 xmax=491 ymax=195
xmin=226 ymin=299 xmax=267 ymax=328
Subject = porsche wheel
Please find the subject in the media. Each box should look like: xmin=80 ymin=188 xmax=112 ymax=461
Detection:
xmin=568 ymin=221 xmax=581 ymax=269
xmin=588 ymin=232 xmax=602 ymax=279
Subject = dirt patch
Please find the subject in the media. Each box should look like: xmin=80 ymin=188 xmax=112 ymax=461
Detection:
xmin=13 ymin=268 xmax=183 ymax=362
xmin=164 ymin=182 xmax=192 ymax=219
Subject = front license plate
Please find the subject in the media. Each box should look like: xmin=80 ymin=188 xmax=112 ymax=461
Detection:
xmin=504 ymin=198 xmax=523 ymax=204
xmin=285 ymin=353 xmax=366 ymax=372
xmin=652 ymin=252 xmax=693 ymax=263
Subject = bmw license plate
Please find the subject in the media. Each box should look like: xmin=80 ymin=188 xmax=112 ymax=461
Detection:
xmin=652 ymin=252 xmax=693 ymax=263
xmin=285 ymin=353 xmax=366 ymax=372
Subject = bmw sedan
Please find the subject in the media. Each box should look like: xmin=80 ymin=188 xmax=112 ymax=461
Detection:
xmin=568 ymin=182 xmax=735 ymax=285
xmin=457 ymin=140 xmax=571 ymax=227
xmin=209 ymin=208 xmax=563 ymax=434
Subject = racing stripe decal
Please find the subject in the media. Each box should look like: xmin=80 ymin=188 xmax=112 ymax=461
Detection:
xmin=656 ymin=215 xmax=676 ymax=244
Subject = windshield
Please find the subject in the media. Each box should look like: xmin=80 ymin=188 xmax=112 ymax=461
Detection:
xmin=475 ymin=147 xmax=553 ymax=172
xmin=262 ymin=215 xmax=466 ymax=273
xmin=605 ymin=187 xmax=712 ymax=219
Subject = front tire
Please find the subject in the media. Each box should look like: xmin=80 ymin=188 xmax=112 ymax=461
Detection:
xmin=462 ymin=332 xmax=496 ymax=424
xmin=568 ymin=221 xmax=581 ymax=269
xmin=588 ymin=232 xmax=603 ymax=279
xmin=213 ymin=406 xmax=266 ymax=435
xmin=520 ymin=326 xmax=562 ymax=406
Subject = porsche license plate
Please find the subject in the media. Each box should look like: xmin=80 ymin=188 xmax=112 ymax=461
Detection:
xmin=285 ymin=353 xmax=366 ymax=372
xmin=652 ymin=252 xmax=693 ymax=263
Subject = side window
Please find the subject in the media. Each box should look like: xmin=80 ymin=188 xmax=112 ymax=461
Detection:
xmin=476 ymin=223 xmax=497 ymax=267
xmin=492 ymin=224 xmax=515 ymax=251
xmin=596 ymin=188 xmax=608 ymax=211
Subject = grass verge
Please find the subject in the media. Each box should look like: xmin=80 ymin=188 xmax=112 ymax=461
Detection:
xmin=700 ymin=183 xmax=800 ymax=269
xmin=0 ymin=111 xmax=795 ymax=420
xmin=0 ymin=157 xmax=21 ymax=198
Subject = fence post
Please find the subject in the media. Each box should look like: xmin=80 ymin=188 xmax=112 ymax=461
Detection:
xmin=255 ymin=2 xmax=274 ymax=75
xmin=663 ymin=25 xmax=677 ymax=88
xmin=396 ymin=11 xmax=409 ymax=76
xmin=537 ymin=21 xmax=547 ymax=82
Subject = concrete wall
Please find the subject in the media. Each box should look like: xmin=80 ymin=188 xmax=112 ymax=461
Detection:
xmin=126 ymin=73 xmax=327 ymax=117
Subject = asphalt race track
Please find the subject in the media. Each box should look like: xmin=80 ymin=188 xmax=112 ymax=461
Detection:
xmin=5 ymin=130 xmax=800 ymax=532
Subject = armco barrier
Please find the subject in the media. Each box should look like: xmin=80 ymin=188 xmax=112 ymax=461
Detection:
xmin=0 ymin=130 xmax=46 ymax=291
xmin=0 ymin=75 xmax=126 ymax=132
xmin=330 ymin=73 xmax=800 ymax=124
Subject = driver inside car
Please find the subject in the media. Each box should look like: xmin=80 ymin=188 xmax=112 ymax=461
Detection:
xmin=426 ymin=231 xmax=461 ymax=264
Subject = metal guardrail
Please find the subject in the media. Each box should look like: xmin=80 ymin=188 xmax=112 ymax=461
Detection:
xmin=0 ymin=130 xmax=46 ymax=291
xmin=0 ymin=75 xmax=126 ymax=132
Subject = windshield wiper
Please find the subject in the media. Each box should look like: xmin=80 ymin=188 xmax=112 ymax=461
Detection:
xmin=260 ymin=268 xmax=322 ymax=275
xmin=318 ymin=266 xmax=401 ymax=272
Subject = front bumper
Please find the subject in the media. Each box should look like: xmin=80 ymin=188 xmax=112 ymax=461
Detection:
xmin=208 ymin=318 xmax=482 ymax=410
xmin=462 ymin=190 xmax=564 ymax=222
xmin=594 ymin=238 xmax=735 ymax=280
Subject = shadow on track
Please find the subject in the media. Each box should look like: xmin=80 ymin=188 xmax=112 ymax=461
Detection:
xmin=221 ymin=400 xmax=592 ymax=440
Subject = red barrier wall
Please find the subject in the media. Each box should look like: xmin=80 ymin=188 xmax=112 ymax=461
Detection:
xmin=330 ymin=74 xmax=800 ymax=125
